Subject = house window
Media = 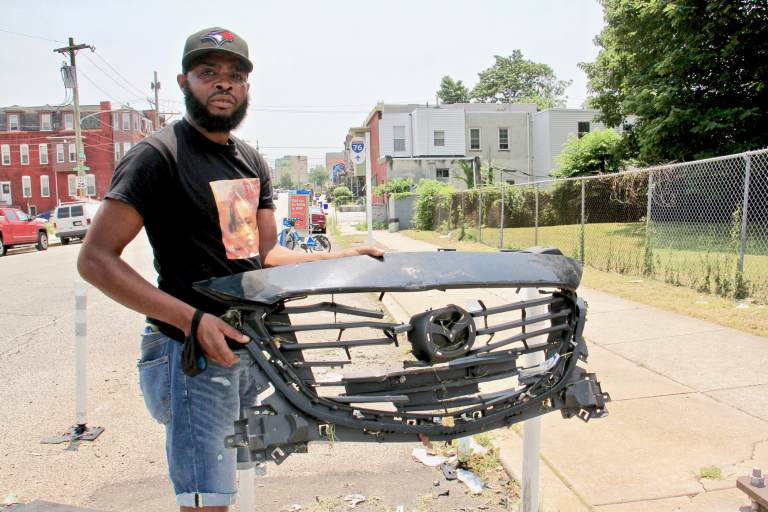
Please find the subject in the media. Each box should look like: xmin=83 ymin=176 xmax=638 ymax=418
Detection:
xmin=39 ymin=144 xmax=48 ymax=165
xmin=433 ymin=130 xmax=445 ymax=147
xmin=67 ymin=174 xmax=77 ymax=197
xmin=123 ymin=142 xmax=131 ymax=156
xmin=56 ymin=144 xmax=65 ymax=163
xmin=470 ymin=128 xmax=481 ymax=150
xmin=1 ymin=145 xmax=10 ymax=165
xmin=86 ymin=174 xmax=96 ymax=196
xmin=68 ymin=143 xmax=76 ymax=162
xmin=133 ymin=114 xmax=139 ymax=131
xmin=64 ymin=113 xmax=74 ymax=130
xmin=40 ymin=175 xmax=50 ymax=197
xmin=114 ymin=143 xmax=120 ymax=162
xmin=436 ymin=167 xmax=449 ymax=180
xmin=20 ymin=144 xmax=29 ymax=165
xmin=8 ymin=114 xmax=20 ymax=131
xmin=393 ymin=125 xmax=406 ymax=152
xmin=498 ymin=128 xmax=509 ymax=150
xmin=578 ymin=122 xmax=590 ymax=139
xmin=122 ymin=112 xmax=130 ymax=131
xmin=41 ymin=113 xmax=52 ymax=131
xmin=22 ymin=176 xmax=31 ymax=198
xmin=112 ymin=112 xmax=120 ymax=131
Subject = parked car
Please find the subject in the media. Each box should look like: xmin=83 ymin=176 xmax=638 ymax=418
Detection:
xmin=310 ymin=206 xmax=327 ymax=234
xmin=34 ymin=208 xmax=55 ymax=222
xmin=0 ymin=207 xmax=49 ymax=255
xmin=53 ymin=201 xmax=101 ymax=245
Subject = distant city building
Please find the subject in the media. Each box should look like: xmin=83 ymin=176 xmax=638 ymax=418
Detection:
xmin=274 ymin=155 xmax=308 ymax=186
xmin=0 ymin=100 xmax=157 ymax=215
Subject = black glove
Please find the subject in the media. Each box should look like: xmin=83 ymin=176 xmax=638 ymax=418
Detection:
xmin=182 ymin=309 xmax=208 ymax=377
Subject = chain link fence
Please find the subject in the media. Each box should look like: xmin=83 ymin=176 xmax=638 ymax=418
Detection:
xmin=427 ymin=149 xmax=768 ymax=303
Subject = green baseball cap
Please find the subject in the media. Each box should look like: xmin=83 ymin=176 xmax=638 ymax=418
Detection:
xmin=182 ymin=27 xmax=253 ymax=73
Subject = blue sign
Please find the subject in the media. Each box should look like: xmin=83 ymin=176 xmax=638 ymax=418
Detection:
xmin=332 ymin=162 xmax=346 ymax=174
xmin=351 ymin=143 xmax=364 ymax=153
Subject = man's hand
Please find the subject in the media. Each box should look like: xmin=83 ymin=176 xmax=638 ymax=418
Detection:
xmin=342 ymin=246 xmax=385 ymax=258
xmin=194 ymin=313 xmax=250 ymax=367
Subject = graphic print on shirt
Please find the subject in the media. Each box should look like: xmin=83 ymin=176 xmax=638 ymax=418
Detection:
xmin=210 ymin=178 xmax=262 ymax=260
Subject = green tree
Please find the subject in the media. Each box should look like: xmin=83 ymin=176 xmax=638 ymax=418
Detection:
xmin=471 ymin=51 xmax=571 ymax=109
xmin=437 ymin=75 xmax=470 ymax=104
xmin=553 ymin=129 xmax=625 ymax=178
xmin=581 ymin=0 xmax=768 ymax=164
xmin=454 ymin=160 xmax=475 ymax=189
xmin=309 ymin=165 xmax=329 ymax=189
xmin=278 ymin=174 xmax=296 ymax=190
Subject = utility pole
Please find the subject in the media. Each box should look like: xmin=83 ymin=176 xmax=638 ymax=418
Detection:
xmin=150 ymin=71 xmax=161 ymax=130
xmin=53 ymin=38 xmax=93 ymax=199
xmin=42 ymin=37 xmax=104 ymax=449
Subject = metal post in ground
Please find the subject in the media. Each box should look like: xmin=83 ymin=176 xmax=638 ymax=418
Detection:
xmin=534 ymin=185 xmax=539 ymax=246
xmin=739 ymin=155 xmax=752 ymax=273
xmin=520 ymin=286 xmax=546 ymax=512
xmin=499 ymin=183 xmax=505 ymax=249
xmin=580 ymin=179 xmax=586 ymax=263
xmin=478 ymin=188 xmax=483 ymax=243
xmin=365 ymin=131 xmax=373 ymax=247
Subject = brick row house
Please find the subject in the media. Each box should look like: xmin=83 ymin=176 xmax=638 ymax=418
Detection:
xmin=0 ymin=101 xmax=160 ymax=215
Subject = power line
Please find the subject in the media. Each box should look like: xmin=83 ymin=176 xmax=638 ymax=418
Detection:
xmin=92 ymin=50 xmax=149 ymax=100
xmin=82 ymin=54 xmax=150 ymax=109
xmin=0 ymin=27 xmax=65 ymax=44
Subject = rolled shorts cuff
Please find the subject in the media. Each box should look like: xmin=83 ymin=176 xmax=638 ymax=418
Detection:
xmin=176 ymin=491 xmax=237 ymax=508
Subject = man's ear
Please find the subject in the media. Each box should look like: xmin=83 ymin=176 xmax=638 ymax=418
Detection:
xmin=177 ymin=73 xmax=187 ymax=90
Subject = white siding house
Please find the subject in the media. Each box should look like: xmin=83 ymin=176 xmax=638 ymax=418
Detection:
xmin=411 ymin=108 xmax=465 ymax=156
xmin=532 ymin=109 xmax=606 ymax=179
xmin=379 ymin=112 xmax=413 ymax=157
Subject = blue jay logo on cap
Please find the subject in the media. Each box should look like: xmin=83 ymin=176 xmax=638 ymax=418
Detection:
xmin=201 ymin=30 xmax=236 ymax=47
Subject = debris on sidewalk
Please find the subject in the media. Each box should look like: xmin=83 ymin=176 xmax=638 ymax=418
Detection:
xmin=457 ymin=468 xmax=485 ymax=495
xmin=411 ymin=447 xmax=449 ymax=467
xmin=282 ymin=504 xmax=302 ymax=511
xmin=343 ymin=494 xmax=366 ymax=507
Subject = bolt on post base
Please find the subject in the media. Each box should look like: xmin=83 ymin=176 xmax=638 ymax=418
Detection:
xmin=41 ymin=424 xmax=104 ymax=445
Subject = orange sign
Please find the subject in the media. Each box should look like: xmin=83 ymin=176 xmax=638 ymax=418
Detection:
xmin=289 ymin=193 xmax=310 ymax=232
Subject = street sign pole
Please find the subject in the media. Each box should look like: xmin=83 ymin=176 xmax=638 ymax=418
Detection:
xmin=365 ymin=132 xmax=373 ymax=247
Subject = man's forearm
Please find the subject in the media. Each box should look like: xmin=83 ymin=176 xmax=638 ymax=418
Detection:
xmin=261 ymin=243 xmax=356 ymax=267
xmin=78 ymin=251 xmax=195 ymax=335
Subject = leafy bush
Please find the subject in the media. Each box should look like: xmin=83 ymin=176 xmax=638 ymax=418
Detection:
xmin=331 ymin=185 xmax=353 ymax=206
xmin=373 ymin=177 xmax=414 ymax=196
xmin=413 ymin=180 xmax=455 ymax=230
xmin=553 ymin=129 xmax=624 ymax=178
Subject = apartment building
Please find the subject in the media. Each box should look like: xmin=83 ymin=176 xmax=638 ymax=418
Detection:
xmin=0 ymin=101 xmax=156 ymax=214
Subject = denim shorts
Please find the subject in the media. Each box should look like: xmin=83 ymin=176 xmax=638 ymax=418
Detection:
xmin=138 ymin=329 xmax=261 ymax=508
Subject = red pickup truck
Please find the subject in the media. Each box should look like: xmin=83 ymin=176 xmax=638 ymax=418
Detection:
xmin=0 ymin=207 xmax=49 ymax=256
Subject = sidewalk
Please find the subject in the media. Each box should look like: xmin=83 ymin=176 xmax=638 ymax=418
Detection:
xmin=371 ymin=229 xmax=768 ymax=511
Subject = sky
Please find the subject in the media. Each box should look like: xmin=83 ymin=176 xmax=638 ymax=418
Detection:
xmin=0 ymin=0 xmax=606 ymax=168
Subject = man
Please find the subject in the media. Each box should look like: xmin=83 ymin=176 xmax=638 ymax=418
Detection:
xmin=78 ymin=27 xmax=382 ymax=511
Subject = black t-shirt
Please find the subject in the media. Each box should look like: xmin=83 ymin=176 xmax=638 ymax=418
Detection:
xmin=106 ymin=119 xmax=275 ymax=342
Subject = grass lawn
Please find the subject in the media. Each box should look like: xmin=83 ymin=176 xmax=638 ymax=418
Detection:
xmin=456 ymin=222 xmax=767 ymax=304
xmin=402 ymin=228 xmax=768 ymax=338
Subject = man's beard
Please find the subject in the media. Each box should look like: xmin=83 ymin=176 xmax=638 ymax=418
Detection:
xmin=183 ymin=85 xmax=249 ymax=133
